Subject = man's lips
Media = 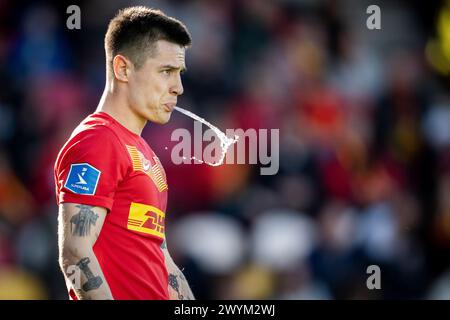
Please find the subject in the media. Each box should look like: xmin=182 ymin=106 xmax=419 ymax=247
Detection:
xmin=164 ymin=103 xmax=176 ymax=112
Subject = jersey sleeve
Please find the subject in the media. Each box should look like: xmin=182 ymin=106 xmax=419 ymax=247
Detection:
xmin=55 ymin=126 xmax=128 ymax=211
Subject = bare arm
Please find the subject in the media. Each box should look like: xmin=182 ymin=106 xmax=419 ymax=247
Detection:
xmin=161 ymin=240 xmax=195 ymax=300
xmin=58 ymin=203 xmax=113 ymax=300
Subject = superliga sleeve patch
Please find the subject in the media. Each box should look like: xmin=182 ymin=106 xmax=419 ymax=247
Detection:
xmin=64 ymin=163 xmax=101 ymax=195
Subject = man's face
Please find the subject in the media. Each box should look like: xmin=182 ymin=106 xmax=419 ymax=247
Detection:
xmin=128 ymin=40 xmax=186 ymax=125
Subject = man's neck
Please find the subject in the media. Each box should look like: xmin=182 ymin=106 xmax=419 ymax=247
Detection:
xmin=96 ymin=85 xmax=146 ymax=136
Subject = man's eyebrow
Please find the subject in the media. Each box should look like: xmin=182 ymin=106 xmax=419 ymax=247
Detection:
xmin=160 ymin=65 xmax=187 ymax=73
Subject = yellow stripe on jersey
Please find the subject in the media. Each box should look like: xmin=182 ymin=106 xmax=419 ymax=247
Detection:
xmin=126 ymin=145 xmax=144 ymax=171
xmin=125 ymin=145 xmax=168 ymax=192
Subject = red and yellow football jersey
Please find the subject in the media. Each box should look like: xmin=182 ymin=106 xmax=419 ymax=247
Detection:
xmin=54 ymin=112 xmax=169 ymax=300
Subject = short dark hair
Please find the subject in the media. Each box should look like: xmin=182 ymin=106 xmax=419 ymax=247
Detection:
xmin=105 ymin=6 xmax=191 ymax=75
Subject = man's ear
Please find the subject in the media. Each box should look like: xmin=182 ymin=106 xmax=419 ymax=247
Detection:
xmin=112 ymin=54 xmax=132 ymax=82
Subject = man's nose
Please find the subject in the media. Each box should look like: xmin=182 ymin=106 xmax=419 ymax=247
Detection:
xmin=170 ymin=74 xmax=184 ymax=96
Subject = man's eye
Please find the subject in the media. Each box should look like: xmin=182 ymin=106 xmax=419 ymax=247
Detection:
xmin=162 ymin=70 xmax=171 ymax=75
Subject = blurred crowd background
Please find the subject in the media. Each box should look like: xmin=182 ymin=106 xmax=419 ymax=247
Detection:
xmin=1 ymin=0 xmax=450 ymax=299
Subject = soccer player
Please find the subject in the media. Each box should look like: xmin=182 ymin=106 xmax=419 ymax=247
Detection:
xmin=54 ymin=6 xmax=194 ymax=300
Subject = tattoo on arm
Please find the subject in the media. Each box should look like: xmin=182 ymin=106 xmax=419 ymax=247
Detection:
xmin=76 ymin=257 xmax=103 ymax=292
xmin=70 ymin=205 xmax=99 ymax=237
xmin=168 ymin=273 xmax=184 ymax=300
xmin=169 ymin=272 xmax=194 ymax=300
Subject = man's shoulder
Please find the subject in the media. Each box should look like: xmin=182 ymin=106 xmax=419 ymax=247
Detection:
xmin=57 ymin=113 xmax=124 ymax=162
xmin=68 ymin=113 xmax=120 ymax=144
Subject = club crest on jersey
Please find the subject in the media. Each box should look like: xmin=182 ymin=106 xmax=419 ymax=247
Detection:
xmin=64 ymin=163 xmax=101 ymax=195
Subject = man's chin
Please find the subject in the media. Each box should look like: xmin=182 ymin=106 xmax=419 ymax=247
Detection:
xmin=162 ymin=114 xmax=172 ymax=124
xmin=151 ymin=115 xmax=171 ymax=125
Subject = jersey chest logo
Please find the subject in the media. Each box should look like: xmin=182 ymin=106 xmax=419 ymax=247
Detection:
xmin=127 ymin=202 xmax=165 ymax=238
xmin=126 ymin=145 xmax=168 ymax=192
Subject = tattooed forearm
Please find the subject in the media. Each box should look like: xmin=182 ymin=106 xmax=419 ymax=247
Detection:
xmin=168 ymin=272 xmax=194 ymax=300
xmin=76 ymin=257 xmax=103 ymax=292
xmin=168 ymin=273 xmax=184 ymax=300
xmin=70 ymin=205 xmax=99 ymax=237
xmin=162 ymin=245 xmax=195 ymax=300
xmin=59 ymin=203 xmax=113 ymax=299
